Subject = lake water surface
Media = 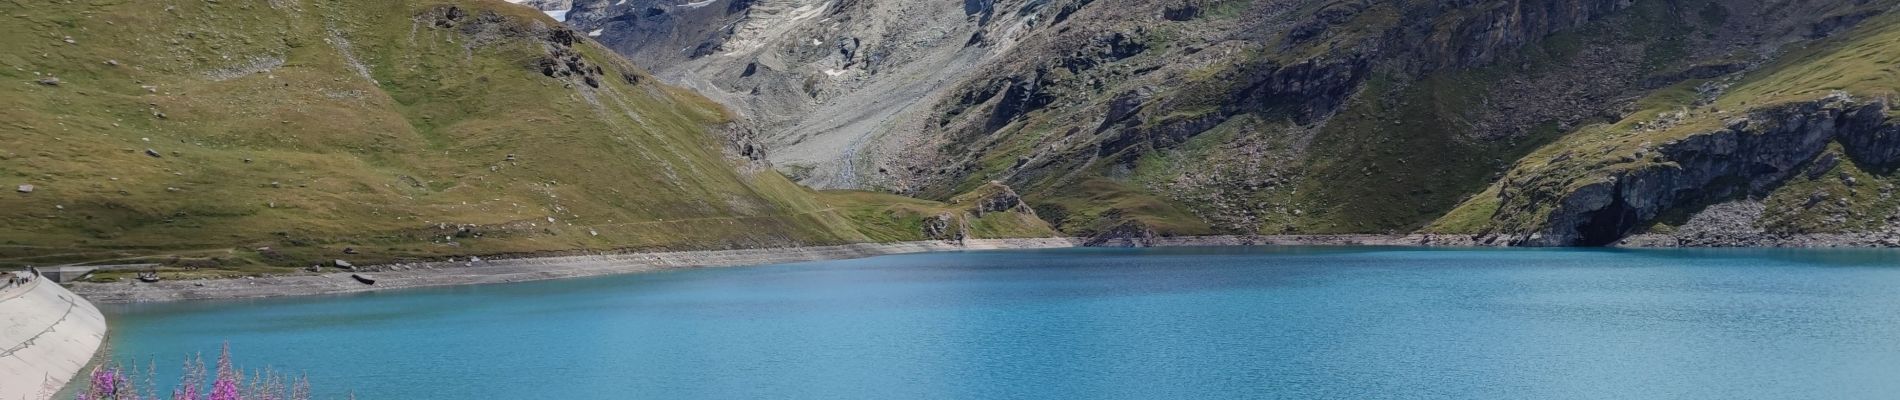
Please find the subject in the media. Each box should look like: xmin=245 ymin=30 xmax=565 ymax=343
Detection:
xmin=102 ymin=247 xmax=1900 ymax=399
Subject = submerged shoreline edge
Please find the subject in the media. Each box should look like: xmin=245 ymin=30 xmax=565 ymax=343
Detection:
xmin=61 ymin=232 xmax=1897 ymax=304
xmin=71 ymin=235 xmax=1451 ymax=304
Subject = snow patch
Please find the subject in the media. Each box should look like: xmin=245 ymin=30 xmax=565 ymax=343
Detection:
xmin=678 ymin=0 xmax=717 ymax=8
xmin=501 ymin=0 xmax=571 ymax=22
xmin=822 ymin=68 xmax=847 ymax=77
xmin=588 ymin=29 xmax=604 ymax=37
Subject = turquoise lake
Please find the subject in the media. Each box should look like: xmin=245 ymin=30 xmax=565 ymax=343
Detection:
xmin=100 ymin=247 xmax=1900 ymax=399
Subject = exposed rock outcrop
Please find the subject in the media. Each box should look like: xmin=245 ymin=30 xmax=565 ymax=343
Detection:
xmin=962 ymin=182 xmax=1037 ymax=216
xmin=1493 ymin=95 xmax=1898 ymax=246
xmin=921 ymin=213 xmax=965 ymax=241
xmin=424 ymin=5 xmax=620 ymax=89
xmin=1083 ymin=220 xmax=1159 ymax=247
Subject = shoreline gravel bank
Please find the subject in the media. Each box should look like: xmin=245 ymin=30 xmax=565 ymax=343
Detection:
xmin=68 ymin=238 xmax=1083 ymax=304
xmin=65 ymin=233 xmax=1900 ymax=304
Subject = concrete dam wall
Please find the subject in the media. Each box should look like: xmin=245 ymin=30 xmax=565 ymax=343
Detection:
xmin=2 ymin=271 xmax=108 ymax=400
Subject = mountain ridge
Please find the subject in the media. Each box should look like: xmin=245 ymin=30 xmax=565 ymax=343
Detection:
xmin=560 ymin=0 xmax=1900 ymax=246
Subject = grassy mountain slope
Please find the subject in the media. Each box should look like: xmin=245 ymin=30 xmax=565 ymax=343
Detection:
xmin=1433 ymin=9 xmax=1900 ymax=244
xmin=823 ymin=182 xmax=1056 ymax=242
xmin=0 ymin=0 xmax=1049 ymax=271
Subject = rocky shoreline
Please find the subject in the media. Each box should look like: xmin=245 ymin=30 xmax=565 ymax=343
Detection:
xmin=1139 ymin=234 xmax=1489 ymax=247
xmin=69 ymin=239 xmax=1081 ymax=304
xmin=66 ymin=233 xmax=1900 ymax=304
xmin=1617 ymin=232 xmax=1900 ymax=248
xmin=70 ymin=235 xmax=1470 ymax=304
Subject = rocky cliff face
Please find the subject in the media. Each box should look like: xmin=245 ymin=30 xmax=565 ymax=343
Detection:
xmin=1492 ymin=95 xmax=1898 ymax=246
xmin=553 ymin=0 xmax=1900 ymax=245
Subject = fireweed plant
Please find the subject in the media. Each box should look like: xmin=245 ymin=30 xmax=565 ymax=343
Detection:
xmin=77 ymin=343 xmax=314 ymax=400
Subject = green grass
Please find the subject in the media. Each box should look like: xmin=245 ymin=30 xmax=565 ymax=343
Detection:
xmin=0 ymin=0 xmax=969 ymax=270
xmin=1289 ymin=69 xmax=1568 ymax=233
xmin=1028 ymin=178 xmax=1212 ymax=236
xmin=819 ymin=184 xmax=1056 ymax=241
xmin=1424 ymin=186 xmax=1502 ymax=234
xmin=1758 ymin=145 xmax=1900 ymax=233
xmin=817 ymin=191 xmax=951 ymax=242
xmin=1716 ymin=12 xmax=1900 ymax=108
